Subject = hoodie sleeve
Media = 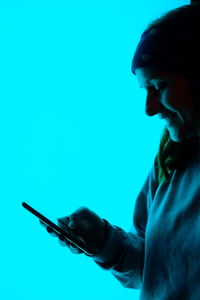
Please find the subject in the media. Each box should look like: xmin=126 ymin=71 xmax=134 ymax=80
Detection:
xmin=93 ymin=160 xmax=158 ymax=289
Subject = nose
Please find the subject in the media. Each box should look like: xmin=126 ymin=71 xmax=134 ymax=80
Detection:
xmin=145 ymin=90 xmax=161 ymax=116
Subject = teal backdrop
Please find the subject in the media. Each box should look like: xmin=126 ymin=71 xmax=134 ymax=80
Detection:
xmin=0 ymin=0 xmax=189 ymax=299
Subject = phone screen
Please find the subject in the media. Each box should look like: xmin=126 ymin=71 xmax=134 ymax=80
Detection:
xmin=22 ymin=202 xmax=95 ymax=256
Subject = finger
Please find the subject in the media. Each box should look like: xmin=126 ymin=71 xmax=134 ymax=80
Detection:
xmin=68 ymin=218 xmax=76 ymax=229
xmin=46 ymin=226 xmax=59 ymax=237
xmin=57 ymin=217 xmax=70 ymax=229
xmin=39 ymin=220 xmax=47 ymax=228
xmin=57 ymin=216 xmax=77 ymax=230
xmin=69 ymin=245 xmax=83 ymax=254
xmin=58 ymin=235 xmax=70 ymax=247
xmin=57 ymin=235 xmax=82 ymax=254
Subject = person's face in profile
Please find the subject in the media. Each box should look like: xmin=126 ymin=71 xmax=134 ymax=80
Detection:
xmin=135 ymin=67 xmax=196 ymax=142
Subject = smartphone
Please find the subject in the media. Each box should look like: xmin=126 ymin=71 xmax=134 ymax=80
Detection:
xmin=22 ymin=202 xmax=95 ymax=256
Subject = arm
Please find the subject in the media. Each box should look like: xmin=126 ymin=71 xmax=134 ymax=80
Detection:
xmin=40 ymin=161 xmax=158 ymax=289
xmin=93 ymin=162 xmax=158 ymax=289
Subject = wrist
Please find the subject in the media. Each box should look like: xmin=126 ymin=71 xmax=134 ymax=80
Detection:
xmin=92 ymin=220 xmax=126 ymax=269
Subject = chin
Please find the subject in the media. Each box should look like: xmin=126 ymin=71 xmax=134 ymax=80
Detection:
xmin=169 ymin=136 xmax=183 ymax=143
xmin=168 ymin=129 xmax=195 ymax=143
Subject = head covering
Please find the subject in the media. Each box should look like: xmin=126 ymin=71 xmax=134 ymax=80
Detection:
xmin=131 ymin=27 xmax=194 ymax=75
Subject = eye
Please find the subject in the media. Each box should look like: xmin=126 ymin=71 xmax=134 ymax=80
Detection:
xmin=155 ymin=82 xmax=168 ymax=92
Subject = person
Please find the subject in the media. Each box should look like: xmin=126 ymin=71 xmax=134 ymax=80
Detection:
xmin=41 ymin=3 xmax=200 ymax=299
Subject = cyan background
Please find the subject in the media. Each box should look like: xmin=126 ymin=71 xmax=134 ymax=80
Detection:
xmin=1 ymin=0 xmax=189 ymax=299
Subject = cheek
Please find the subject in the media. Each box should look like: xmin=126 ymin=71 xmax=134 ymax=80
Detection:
xmin=163 ymin=86 xmax=194 ymax=117
xmin=161 ymin=88 xmax=179 ymax=111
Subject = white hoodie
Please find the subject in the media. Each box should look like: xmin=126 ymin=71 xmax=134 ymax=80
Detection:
xmin=93 ymin=144 xmax=200 ymax=300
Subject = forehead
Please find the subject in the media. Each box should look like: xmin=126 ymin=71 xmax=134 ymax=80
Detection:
xmin=135 ymin=67 xmax=180 ymax=88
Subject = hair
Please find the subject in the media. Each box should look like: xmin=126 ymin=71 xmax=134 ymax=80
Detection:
xmin=144 ymin=3 xmax=200 ymax=185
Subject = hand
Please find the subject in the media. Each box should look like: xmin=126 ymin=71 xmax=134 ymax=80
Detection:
xmin=39 ymin=206 xmax=108 ymax=255
xmin=39 ymin=219 xmax=82 ymax=254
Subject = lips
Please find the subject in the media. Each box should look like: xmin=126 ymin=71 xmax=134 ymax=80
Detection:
xmin=166 ymin=114 xmax=176 ymax=122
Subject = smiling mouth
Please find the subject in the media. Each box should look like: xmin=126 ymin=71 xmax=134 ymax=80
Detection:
xmin=166 ymin=115 xmax=176 ymax=123
xmin=158 ymin=113 xmax=176 ymax=122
